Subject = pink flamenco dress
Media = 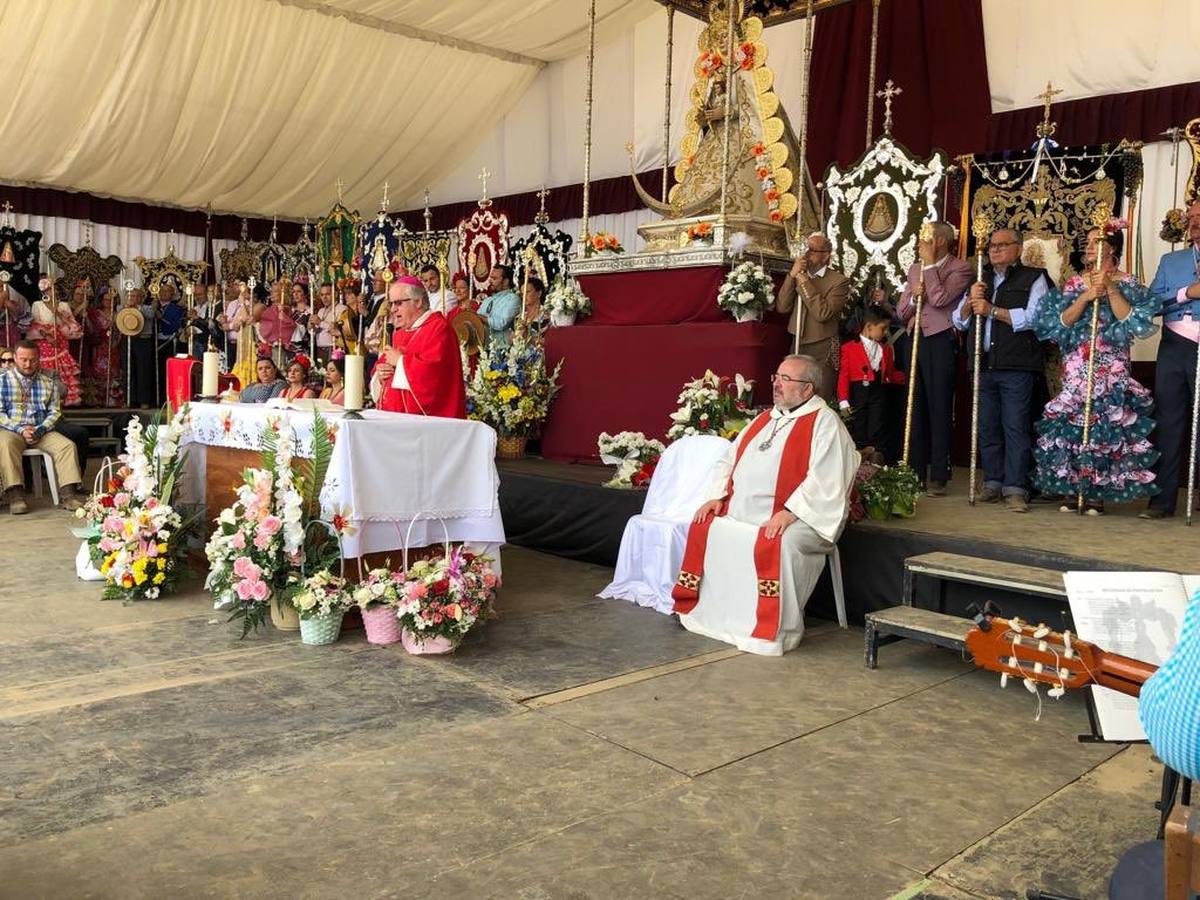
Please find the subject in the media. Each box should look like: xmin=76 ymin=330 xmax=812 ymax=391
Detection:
xmin=28 ymin=299 xmax=84 ymax=406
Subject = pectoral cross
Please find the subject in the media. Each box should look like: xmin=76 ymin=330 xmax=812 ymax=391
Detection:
xmin=1035 ymin=81 xmax=1062 ymax=139
xmin=876 ymin=80 xmax=902 ymax=136
xmin=478 ymin=167 xmax=491 ymax=204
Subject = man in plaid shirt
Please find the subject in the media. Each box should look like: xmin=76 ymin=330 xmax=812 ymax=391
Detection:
xmin=0 ymin=341 xmax=84 ymax=514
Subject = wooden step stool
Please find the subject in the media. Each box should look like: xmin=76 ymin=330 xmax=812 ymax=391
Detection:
xmin=864 ymin=551 xmax=1066 ymax=668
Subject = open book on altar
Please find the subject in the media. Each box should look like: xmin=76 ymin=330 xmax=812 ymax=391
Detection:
xmin=1065 ymin=571 xmax=1200 ymax=742
xmin=264 ymin=398 xmax=344 ymax=415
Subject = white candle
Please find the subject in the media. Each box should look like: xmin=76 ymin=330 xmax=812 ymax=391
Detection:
xmin=344 ymin=354 xmax=365 ymax=410
xmin=202 ymin=350 xmax=220 ymax=397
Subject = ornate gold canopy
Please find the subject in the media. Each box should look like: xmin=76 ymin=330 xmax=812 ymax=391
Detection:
xmin=654 ymin=0 xmax=853 ymax=26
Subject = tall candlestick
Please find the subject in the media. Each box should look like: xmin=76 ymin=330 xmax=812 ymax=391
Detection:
xmin=202 ymin=350 xmax=220 ymax=398
xmin=344 ymin=353 xmax=365 ymax=414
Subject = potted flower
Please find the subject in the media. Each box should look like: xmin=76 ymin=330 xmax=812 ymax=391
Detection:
xmin=857 ymin=464 xmax=922 ymax=520
xmin=545 ymin=279 xmax=592 ymax=327
xmin=597 ymin=431 xmax=666 ymax=489
xmin=291 ymin=568 xmax=352 ymax=645
xmin=466 ymin=329 xmax=563 ymax=459
xmin=666 ymin=370 xmax=754 ymax=440
xmin=395 ymin=547 xmax=498 ymax=654
xmin=353 ymin=566 xmax=407 ymax=645
xmin=686 ymin=221 xmax=714 ymax=245
xmin=717 ymin=261 xmax=774 ymax=323
xmin=583 ymin=230 xmax=624 ymax=257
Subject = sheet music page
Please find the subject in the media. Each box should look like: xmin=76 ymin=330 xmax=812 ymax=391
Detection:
xmin=390 ymin=359 xmax=410 ymax=391
xmin=1065 ymin=571 xmax=1193 ymax=741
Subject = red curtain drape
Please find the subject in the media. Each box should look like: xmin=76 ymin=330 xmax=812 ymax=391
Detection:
xmin=807 ymin=0 xmax=992 ymax=180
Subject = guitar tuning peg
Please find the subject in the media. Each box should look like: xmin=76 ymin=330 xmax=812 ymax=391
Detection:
xmin=1009 ymin=617 xmax=1024 ymax=632
xmin=1047 ymin=686 xmax=1065 ymax=699
xmin=1023 ymin=678 xmax=1038 ymax=694
xmin=1000 ymin=672 xmax=1009 ymax=689
xmin=1037 ymin=640 xmax=1049 ymax=653
xmin=1033 ymin=624 xmax=1050 ymax=639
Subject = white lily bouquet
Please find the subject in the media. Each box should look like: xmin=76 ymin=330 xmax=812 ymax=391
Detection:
xmin=597 ymin=431 xmax=667 ymax=489
xmin=666 ymin=370 xmax=755 ymax=441
xmin=717 ymin=261 xmax=773 ymax=322
xmin=546 ymin=279 xmax=592 ymax=327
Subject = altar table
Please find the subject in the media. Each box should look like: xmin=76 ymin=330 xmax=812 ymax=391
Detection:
xmin=182 ymin=402 xmax=505 ymax=564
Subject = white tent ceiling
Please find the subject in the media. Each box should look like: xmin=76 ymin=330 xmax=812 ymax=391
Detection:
xmin=0 ymin=0 xmax=657 ymax=220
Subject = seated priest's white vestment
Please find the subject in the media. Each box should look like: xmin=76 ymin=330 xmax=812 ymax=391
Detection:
xmin=672 ymin=396 xmax=859 ymax=655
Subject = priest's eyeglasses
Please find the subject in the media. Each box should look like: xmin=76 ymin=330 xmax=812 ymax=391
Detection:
xmin=770 ymin=373 xmax=809 ymax=384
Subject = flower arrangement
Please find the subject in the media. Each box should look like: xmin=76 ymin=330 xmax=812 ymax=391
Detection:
xmin=290 ymin=569 xmax=352 ymax=620
xmin=545 ymin=279 xmax=592 ymax=322
xmin=666 ymin=370 xmax=754 ymax=441
xmin=734 ymin=41 xmax=756 ymax=70
xmin=352 ymin=566 xmax=407 ymax=611
xmin=751 ymin=143 xmax=785 ymax=223
xmin=697 ymin=51 xmax=723 ymax=78
xmin=598 ymin=431 xmax=667 ymax=489
xmin=466 ymin=328 xmax=563 ymax=437
xmin=584 ymin=231 xmax=624 ymax=257
xmin=1160 ymin=208 xmax=1187 ymax=243
xmin=395 ymin=547 xmax=499 ymax=648
xmin=79 ymin=406 xmax=194 ymax=602
xmin=857 ymin=464 xmax=922 ymax=520
xmin=717 ymin=261 xmax=774 ymax=321
xmin=204 ymin=411 xmax=340 ymax=635
xmin=686 ymin=221 xmax=714 ymax=244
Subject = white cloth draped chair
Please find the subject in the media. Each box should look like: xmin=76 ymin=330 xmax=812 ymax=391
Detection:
xmin=599 ymin=435 xmax=732 ymax=614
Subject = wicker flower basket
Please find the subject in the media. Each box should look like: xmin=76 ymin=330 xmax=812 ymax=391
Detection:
xmin=270 ymin=599 xmax=301 ymax=631
xmin=496 ymin=435 xmax=528 ymax=459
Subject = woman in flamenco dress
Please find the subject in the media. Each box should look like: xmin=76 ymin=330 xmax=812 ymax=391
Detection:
xmin=1032 ymin=223 xmax=1159 ymax=515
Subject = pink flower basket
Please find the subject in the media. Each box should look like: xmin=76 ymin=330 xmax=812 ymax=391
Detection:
xmin=400 ymin=628 xmax=455 ymax=655
xmin=361 ymin=606 xmax=402 ymax=646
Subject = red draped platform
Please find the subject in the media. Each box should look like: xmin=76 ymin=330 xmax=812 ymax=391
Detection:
xmin=540 ymin=266 xmax=788 ymax=462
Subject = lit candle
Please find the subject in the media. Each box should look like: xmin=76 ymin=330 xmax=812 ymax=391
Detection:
xmin=202 ymin=350 xmax=220 ymax=398
xmin=344 ymin=354 xmax=365 ymax=411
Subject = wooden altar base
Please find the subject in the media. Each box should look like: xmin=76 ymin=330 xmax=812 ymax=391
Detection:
xmin=499 ymin=458 xmax=1193 ymax=628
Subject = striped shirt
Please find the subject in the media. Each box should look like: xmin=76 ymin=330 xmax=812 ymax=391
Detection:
xmin=0 ymin=368 xmax=62 ymax=434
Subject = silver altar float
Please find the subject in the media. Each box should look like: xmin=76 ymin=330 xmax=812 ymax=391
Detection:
xmin=570 ymin=0 xmax=820 ymax=277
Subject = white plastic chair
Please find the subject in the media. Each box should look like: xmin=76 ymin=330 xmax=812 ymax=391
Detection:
xmin=599 ymin=435 xmax=732 ymax=614
xmin=827 ymin=544 xmax=847 ymax=629
xmin=23 ymin=448 xmax=60 ymax=506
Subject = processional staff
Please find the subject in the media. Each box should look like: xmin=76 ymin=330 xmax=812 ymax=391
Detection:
xmin=1076 ymin=202 xmax=1114 ymax=515
xmin=902 ymin=221 xmax=936 ymax=467
xmin=1187 ymin=252 xmax=1200 ymax=526
xmin=968 ymin=213 xmax=992 ymax=506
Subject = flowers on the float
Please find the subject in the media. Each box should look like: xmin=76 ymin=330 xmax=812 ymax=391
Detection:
xmin=583 ymin=231 xmax=624 ymax=257
xmin=716 ymin=261 xmax=774 ymax=320
xmin=697 ymin=51 xmax=723 ymax=77
xmin=734 ymin=41 xmax=756 ymax=70
xmin=686 ymin=221 xmax=715 ymax=244
xmin=666 ymin=370 xmax=754 ymax=441
xmin=545 ymin=279 xmax=592 ymax=318
xmin=394 ymin=547 xmax=498 ymax=647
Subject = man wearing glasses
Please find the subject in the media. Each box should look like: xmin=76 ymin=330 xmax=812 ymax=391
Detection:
xmin=774 ymin=233 xmax=850 ymax=399
xmin=953 ymin=228 xmax=1051 ymax=513
xmin=672 ymin=354 xmax=859 ymax=655
xmin=896 ymin=221 xmax=974 ymax=496
xmin=0 ymin=341 xmax=86 ymax=514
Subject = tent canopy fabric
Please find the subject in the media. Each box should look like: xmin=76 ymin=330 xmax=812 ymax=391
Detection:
xmin=0 ymin=0 xmax=655 ymax=220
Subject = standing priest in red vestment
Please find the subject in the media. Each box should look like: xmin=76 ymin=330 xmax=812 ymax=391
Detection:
xmin=370 ymin=276 xmax=467 ymax=418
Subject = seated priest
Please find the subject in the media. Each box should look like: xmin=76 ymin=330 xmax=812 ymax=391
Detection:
xmin=672 ymin=354 xmax=859 ymax=655
xmin=370 ymin=277 xmax=466 ymax=418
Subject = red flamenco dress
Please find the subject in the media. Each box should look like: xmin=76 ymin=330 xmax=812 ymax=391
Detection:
xmin=29 ymin=299 xmax=83 ymax=406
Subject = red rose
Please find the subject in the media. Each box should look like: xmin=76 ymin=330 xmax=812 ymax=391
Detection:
xmin=100 ymin=495 xmax=114 ymax=508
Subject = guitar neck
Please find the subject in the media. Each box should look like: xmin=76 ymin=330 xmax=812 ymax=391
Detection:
xmin=1093 ymin=650 xmax=1159 ymax=698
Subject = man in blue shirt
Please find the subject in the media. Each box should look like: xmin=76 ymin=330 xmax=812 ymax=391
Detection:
xmin=478 ymin=265 xmax=520 ymax=350
xmin=0 ymin=341 xmax=84 ymax=514
xmin=952 ymin=228 xmax=1050 ymax=513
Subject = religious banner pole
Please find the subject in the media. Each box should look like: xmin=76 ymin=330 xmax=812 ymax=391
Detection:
xmin=580 ymin=0 xmax=597 ymax=247
xmin=789 ymin=0 xmax=816 ymax=357
xmin=661 ymin=1 xmax=675 ymax=203
xmin=968 ymin=213 xmax=991 ymax=505
xmin=902 ymin=221 xmax=935 ymax=467
xmin=1187 ymin=250 xmax=1200 ymax=526
xmin=1163 ymin=126 xmax=1186 ymax=250
xmin=864 ymin=0 xmax=882 ymax=149
xmin=1077 ymin=202 xmax=1113 ymax=515
xmin=717 ymin=0 xmax=736 ymax=229
xmin=123 ymin=275 xmax=133 ymax=404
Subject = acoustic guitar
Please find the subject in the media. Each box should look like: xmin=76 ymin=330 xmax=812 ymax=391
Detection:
xmin=965 ymin=615 xmax=1158 ymax=699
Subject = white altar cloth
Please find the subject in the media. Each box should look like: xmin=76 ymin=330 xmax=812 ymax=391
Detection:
xmin=183 ymin=402 xmax=505 ymax=560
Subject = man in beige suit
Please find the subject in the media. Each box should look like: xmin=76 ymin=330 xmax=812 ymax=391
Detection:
xmin=774 ymin=233 xmax=851 ymax=399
